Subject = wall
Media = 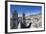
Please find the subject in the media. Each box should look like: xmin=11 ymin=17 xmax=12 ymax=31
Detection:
xmin=0 ymin=0 xmax=46 ymax=34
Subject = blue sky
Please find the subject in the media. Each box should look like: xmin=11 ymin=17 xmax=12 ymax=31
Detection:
xmin=10 ymin=5 xmax=42 ymax=17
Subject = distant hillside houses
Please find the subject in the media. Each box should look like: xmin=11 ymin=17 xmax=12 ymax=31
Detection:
xmin=25 ymin=14 xmax=42 ymax=28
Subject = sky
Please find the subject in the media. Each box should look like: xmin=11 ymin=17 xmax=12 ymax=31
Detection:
xmin=10 ymin=5 xmax=42 ymax=17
